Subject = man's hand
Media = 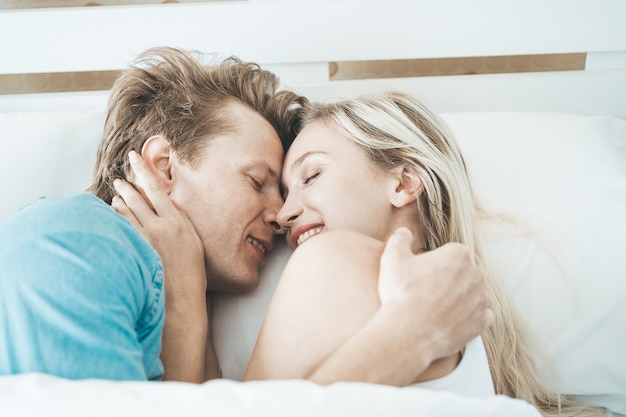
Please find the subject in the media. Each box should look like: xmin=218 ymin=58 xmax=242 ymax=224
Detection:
xmin=378 ymin=227 xmax=494 ymax=364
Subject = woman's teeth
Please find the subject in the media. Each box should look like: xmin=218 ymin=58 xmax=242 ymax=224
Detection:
xmin=297 ymin=226 xmax=323 ymax=246
xmin=247 ymin=236 xmax=266 ymax=254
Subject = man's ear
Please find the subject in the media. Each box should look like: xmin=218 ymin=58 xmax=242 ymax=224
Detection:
xmin=140 ymin=135 xmax=174 ymax=193
xmin=390 ymin=166 xmax=423 ymax=208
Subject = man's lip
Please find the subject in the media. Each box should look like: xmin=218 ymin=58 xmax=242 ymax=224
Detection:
xmin=291 ymin=223 xmax=324 ymax=248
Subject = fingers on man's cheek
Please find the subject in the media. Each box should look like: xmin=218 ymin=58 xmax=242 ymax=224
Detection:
xmin=111 ymin=195 xmax=125 ymax=212
xmin=113 ymin=178 xmax=123 ymax=192
xmin=112 ymin=196 xmax=134 ymax=218
xmin=112 ymin=180 xmax=137 ymax=205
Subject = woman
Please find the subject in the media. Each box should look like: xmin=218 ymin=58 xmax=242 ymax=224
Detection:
xmin=242 ymin=91 xmax=604 ymax=416
xmin=114 ymin=90 xmax=603 ymax=416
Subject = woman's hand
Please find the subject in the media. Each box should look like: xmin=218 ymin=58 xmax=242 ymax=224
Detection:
xmin=111 ymin=150 xmax=210 ymax=382
xmin=111 ymin=150 xmax=207 ymax=300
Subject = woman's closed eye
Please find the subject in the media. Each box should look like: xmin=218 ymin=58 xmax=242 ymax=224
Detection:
xmin=303 ymin=171 xmax=320 ymax=185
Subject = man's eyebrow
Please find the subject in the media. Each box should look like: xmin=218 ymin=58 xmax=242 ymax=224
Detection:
xmin=243 ymin=161 xmax=279 ymax=179
xmin=268 ymin=166 xmax=279 ymax=179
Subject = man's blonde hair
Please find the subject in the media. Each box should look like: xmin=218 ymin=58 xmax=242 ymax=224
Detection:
xmin=91 ymin=47 xmax=307 ymax=203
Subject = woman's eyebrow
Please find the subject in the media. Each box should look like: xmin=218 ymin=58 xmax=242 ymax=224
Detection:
xmin=282 ymin=151 xmax=327 ymax=198
xmin=288 ymin=151 xmax=327 ymax=173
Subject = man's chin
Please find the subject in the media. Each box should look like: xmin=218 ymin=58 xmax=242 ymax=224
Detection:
xmin=207 ymin=271 xmax=260 ymax=294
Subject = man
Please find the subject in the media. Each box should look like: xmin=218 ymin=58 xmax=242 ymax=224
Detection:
xmin=0 ymin=47 xmax=492 ymax=383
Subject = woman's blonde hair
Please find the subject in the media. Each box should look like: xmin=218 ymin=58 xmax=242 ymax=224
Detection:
xmin=298 ymin=91 xmax=604 ymax=417
xmin=90 ymin=46 xmax=307 ymax=203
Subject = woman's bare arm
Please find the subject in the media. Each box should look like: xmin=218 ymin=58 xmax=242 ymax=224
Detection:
xmin=112 ymin=151 xmax=211 ymax=382
xmin=244 ymin=229 xmax=493 ymax=386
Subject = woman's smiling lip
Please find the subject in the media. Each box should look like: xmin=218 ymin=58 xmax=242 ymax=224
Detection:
xmin=290 ymin=223 xmax=325 ymax=248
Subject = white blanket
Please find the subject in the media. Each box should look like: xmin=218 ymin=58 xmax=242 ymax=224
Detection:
xmin=0 ymin=373 xmax=542 ymax=417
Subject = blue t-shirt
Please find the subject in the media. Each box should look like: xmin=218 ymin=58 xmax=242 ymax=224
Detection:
xmin=0 ymin=193 xmax=164 ymax=380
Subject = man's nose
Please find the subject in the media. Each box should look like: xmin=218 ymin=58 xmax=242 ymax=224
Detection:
xmin=266 ymin=193 xmax=289 ymax=234
xmin=269 ymin=220 xmax=285 ymax=234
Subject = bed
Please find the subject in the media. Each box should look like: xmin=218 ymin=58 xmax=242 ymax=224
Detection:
xmin=1 ymin=1 xmax=625 ymax=416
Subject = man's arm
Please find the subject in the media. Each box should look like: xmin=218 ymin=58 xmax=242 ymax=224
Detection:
xmin=307 ymin=229 xmax=494 ymax=386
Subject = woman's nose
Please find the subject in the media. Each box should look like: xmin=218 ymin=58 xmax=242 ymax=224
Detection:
xmin=276 ymin=195 xmax=302 ymax=230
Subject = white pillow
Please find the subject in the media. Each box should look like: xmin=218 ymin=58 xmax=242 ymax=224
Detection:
xmin=446 ymin=112 xmax=626 ymax=415
xmin=213 ymin=239 xmax=292 ymax=380
xmin=0 ymin=110 xmax=105 ymax=220
xmin=213 ymin=112 xmax=626 ymax=416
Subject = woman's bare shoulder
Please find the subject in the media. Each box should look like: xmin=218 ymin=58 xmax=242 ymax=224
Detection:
xmin=294 ymin=229 xmax=384 ymax=258
xmin=282 ymin=229 xmax=384 ymax=283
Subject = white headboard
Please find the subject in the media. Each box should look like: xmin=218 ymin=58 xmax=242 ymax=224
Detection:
xmin=1 ymin=0 xmax=625 ymax=116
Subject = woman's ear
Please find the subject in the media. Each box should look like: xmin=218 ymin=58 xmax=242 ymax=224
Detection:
xmin=140 ymin=135 xmax=174 ymax=194
xmin=390 ymin=166 xmax=423 ymax=208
